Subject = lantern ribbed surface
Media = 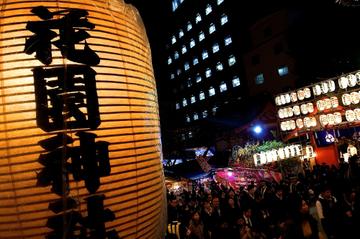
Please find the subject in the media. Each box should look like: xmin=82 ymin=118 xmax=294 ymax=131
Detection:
xmin=0 ymin=0 xmax=166 ymax=238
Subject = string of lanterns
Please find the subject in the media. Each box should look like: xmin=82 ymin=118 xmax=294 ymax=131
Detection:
xmin=276 ymin=70 xmax=360 ymax=132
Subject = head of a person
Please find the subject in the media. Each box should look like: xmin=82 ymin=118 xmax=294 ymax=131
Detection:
xmin=192 ymin=211 xmax=201 ymax=223
xmin=299 ymin=199 xmax=309 ymax=214
xmin=243 ymin=207 xmax=252 ymax=217
xmin=212 ymin=196 xmax=220 ymax=208
xmin=169 ymin=196 xmax=178 ymax=208
xmin=321 ymin=185 xmax=332 ymax=199
xmin=228 ymin=198 xmax=235 ymax=208
xmin=228 ymin=189 xmax=235 ymax=198
xmin=247 ymin=184 xmax=256 ymax=194
xmin=203 ymin=200 xmax=211 ymax=211
xmin=275 ymin=185 xmax=283 ymax=197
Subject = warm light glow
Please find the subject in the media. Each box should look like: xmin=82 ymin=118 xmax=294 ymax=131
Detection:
xmin=0 ymin=1 xmax=166 ymax=238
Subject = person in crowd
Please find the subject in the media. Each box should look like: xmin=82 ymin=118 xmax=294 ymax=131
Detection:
xmin=282 ymin=199 xmax=320 ymax=239
xmin=241 ymin=184 xmax=257 ymax=211
xmin=201 ymin=200 xmax=215 ymax=237
xmin=339 ymin=188 xmax=359 ymax=238
xmin=167 ymin=196 xmax=184 ymax=239
xmin=185 ymin=211 xmax=210 ymax=239
xmin=268 ymin=184 xmax=288 ymax=239
xmin=315 ymin=185 xmax=339 ymax=239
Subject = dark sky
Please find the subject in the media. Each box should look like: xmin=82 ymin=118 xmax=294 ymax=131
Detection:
xmin=126 ymin=0 xmax=360 ymax=81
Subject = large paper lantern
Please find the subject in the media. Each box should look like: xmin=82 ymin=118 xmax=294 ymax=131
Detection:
xmin=0 ymin=1 xmax=166 ymax=238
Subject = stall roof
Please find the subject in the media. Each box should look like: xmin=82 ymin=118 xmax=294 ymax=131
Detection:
xmin=164 ymin=159 xmax=211 ymax=180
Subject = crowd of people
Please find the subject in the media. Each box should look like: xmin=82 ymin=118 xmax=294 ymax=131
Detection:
xmin=166 ymin=156 xmax=360 ymax=239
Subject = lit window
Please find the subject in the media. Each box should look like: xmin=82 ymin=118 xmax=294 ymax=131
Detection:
xmin=193 ymin=113 xmax=199 ymax=120
xmin=202 ymin=110 xmax=208 ymax=118
xmin=212 ymin=43 xmax=220 ymax=53
xmin=188 ymin=131 xmax=193 ymax=138
xmin=205 ymin=68 xmax=212 ymax=78
xmin=195 ymin=13 xmax=202 ymax=23
xmin=193 ymin=57 xmax=199 ymax=65
xmin=176 ymin=103 xmax=180 ymax=109
xmin=199 ymin=31 xmax=205 ymax=42
xmin=191 ymin=95 xmax=196 ymax=104
xmin=255 ymin=73 xmax=265 ymax=85
xmin=174 ymin=51 xmax=179 ymax=59
xmin=221 ymin=14 xmax=228 ymax=25
xmin=190 ymin=38 xmax=196 ymax=48
xmin=187 ymin=78 xmax=192 ymax=87
xmin=228 ymin=55 xmax=236 ymax=66
xmin=181 ymin=45 xmax=187 ymax=54
xmin=212 ymin=105 xmax=218 ymax=115
xmin=216 ymin=62 xmax=224 ymax=71
xmin=220 ymin=81 xmax=227 ymax=92
xmin=187 ymin=21 xmax=192 ymax=31
xmin=224 ymin=35 xmax=232 ymax=46
xmin=209 ymin=23 xmax=216 ymax=34
xmin=205 ymin=4 xmax=212 ymax=15
xmin=209 ymin=86 xmax=216 ymax=96
xmin=196 ymin=74 xmax=202 ymax=83
xmin=182 ymin=98 xmax=188 ymax=107
xmin=184 ymin=62 xmax=190 ymax=71
xmin=186 ymin=115 xmax=191 ymax=123
xmin=199 ymin=91 xmax=205 ymax=100
xmin=167 ymin=57 xmax=172 ymax=65
xmin=202 ymin=50 xmax=209 ymax=60
xmin=278 ymin=66 xmax=289 ymax=76
xmin=177 ymin=69 xmax=182 ymax=75
xmin=171 ymin=35 xmax=176 ymax=44
xmin=217 ymin=0 xmax=224 ymax=5
xmin=170 ymin=73 xmax=175 ymax=79
xmin=232 ymin=76 xmax=240 ymax=87
xmin=179 ymin=29 xmax=184 ymax=38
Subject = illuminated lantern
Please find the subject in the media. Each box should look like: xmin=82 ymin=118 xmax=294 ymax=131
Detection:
xmin=293 ymin=105 xmax=301 ymax=116
xmin=324 ymin=98 xmax=331 ymax=110
xmin=296 ymin=118 xmax=304 ymax=129
xmin=319 ymin=114 xmax=328 ymax=127
xmin=307 ymin=103 xmax=314 ymax=113
xmin=275 ymin=96 xmax=281 ymax=106
xmin=355 ymin=108 xmax=360 ymax=120
xmin=321 ymin=82 xmax=329 ymax=94
xmin=328 ymin=80 xmax=336 ymax=92
xmin=312 ymin=84 xmax=322 ymax=96
xmin=348 ymin=74 xmax=357 ymax=87
xmin=284 ymin=93 xmax=291 ymax=104
xmin=339 ymin=76 xmax=348 ymax=89
xmin=342 ymin=93 xmax=352 ymax=106
xmin=330 ymin=96 xmax=339 ymax=108
xmin=333 ymin=112 xmax=342 ymax=124
xmin=346 ymin=110 xmax=356 ymax=122
xmin=304 ymin=88 xmax=311 ymax=98
xmin=0 ymin=1 xmax=166 ymax=238
xmin=356 ymin=72 xmax=360 ymax=85
xmin=300 ymin=103 xmax=308 ymax=115
xmin=297 ymin=89 xmax=305 ymax=101
xmin=350 ymin=91 xmax=360 ymax=104
xmin=286 ymin=107 xmax=293 ymax=118
xmin=290 ymin=92 xmax=298 ymax=102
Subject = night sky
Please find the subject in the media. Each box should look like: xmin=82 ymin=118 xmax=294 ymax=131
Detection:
xmin=126 ymin=0 xmax=360 ymax=85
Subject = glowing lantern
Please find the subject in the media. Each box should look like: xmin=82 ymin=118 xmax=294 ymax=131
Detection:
xmin=293 ymin=105 xmax=301 ymax=116
xmin=0 ymin=1 xmax=166 ymax=238
xmin=290 ymin=92 xmax=298 ymax=102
